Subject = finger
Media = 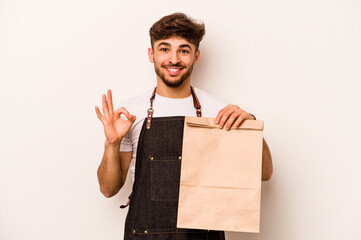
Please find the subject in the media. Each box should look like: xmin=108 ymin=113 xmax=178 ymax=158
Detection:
xmin=218 ymin=106 xmax=237 ymax=129
xmin=216 ymin=104 xmax=232 ymax=124
xmin=107 ymin=89 xmax=114 ymax=114
xmin=128 ymin=114 xmax=136 ymax=122
xmin=114 ymin=107 xmax=129 ymax=118
xmin=102 ymin=94 xmax=110 ymax=117
xmin=114 ymin=107 xmax=134 ymax=120
xmin=95 ymin=106 xmax=105 ymax=122
xmin=233 ymin=112 xmax=248 ymax=128
xmin=246 ymin=112 xmax=255 ymax=120
xmin=225 ymin=109 xmax=243 ymax=130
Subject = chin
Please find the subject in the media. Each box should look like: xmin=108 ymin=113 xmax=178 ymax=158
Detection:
xmin=162 ymin=79 xmax=186 ymax=88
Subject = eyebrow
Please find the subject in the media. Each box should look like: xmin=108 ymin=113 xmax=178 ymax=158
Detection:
xmin=157 ymin=42 xmax=171 ymax=48
xmin=157 ymin=42 xmax=193 ymax=50
xmin=179 ymin=44 xmax=192 ymax=50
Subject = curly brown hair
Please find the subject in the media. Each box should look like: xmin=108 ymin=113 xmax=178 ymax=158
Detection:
xmin=149 ymin=12 xmax=206 ymax=51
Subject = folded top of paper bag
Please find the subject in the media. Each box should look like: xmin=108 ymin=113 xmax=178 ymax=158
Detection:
xmin=186 ymin=117 xmax=263 ymax=130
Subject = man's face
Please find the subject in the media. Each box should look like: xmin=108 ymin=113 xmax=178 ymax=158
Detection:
xmin=148 ymin=37 xmax=200 ymax=88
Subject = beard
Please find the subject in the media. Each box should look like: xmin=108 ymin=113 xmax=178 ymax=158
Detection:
xmin=154 ymin=62 xmax=194 ymax=88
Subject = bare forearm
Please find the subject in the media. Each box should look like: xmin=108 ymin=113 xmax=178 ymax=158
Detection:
xmin=97 ymin=140 xmax=123 ymax=198
xmin=262 ymin=138 xmax=273 ymax=181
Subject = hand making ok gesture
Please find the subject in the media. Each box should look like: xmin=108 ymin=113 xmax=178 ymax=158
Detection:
xmin=95 ymin=89 xmax=136 ymax=145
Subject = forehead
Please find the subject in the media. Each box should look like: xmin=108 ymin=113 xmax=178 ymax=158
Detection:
xmin=153 ymin=37 xmax=195 ymax=49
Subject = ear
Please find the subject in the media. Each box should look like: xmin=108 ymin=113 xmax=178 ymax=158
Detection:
xmin=193 ymin=49 xmax=200 ymax=66
xmin=148 ymin=48 xmax=154 ymax=63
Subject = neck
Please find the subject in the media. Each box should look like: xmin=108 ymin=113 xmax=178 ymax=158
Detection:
xmin=156 ymin=78 xmax=192 ymax=98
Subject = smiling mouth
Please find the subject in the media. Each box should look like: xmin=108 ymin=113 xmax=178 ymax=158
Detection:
xmin=163 ymin=66 xmax=184 ymax=75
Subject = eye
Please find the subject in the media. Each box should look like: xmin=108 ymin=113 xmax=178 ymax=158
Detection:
xmin=160 ymin=48 xmax=168 ymax=52
xmin=180 ymin=49 xmax=189 ymax=54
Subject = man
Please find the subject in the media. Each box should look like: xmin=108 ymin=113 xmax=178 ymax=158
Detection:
xmin=95 ymin=13 xmax=273 ymax=240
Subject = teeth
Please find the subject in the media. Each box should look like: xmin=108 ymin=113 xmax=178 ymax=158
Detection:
xmin=168 ymin=68 xmax=180 ymax=72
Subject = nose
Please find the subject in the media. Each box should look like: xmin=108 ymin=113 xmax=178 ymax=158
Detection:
xmin=169 ymin=50 xmax=180 ymax=64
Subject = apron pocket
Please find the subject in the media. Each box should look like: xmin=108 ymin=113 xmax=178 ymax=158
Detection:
xmin=150 ymin=155 xmax=181 ymax=201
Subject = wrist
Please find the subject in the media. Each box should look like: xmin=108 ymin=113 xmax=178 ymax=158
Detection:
xmin=105 ymin=138 xmax=122 ymax=148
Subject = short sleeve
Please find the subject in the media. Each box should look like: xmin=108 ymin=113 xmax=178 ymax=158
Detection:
xmin=117 ymin=105 xmax=133 ymax=152
xmin=119 ymin=133 xmax=133 ymax=152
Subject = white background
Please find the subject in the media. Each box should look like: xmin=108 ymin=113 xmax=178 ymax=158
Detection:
xmin=1 ymin=0 xmax=360 ymax=239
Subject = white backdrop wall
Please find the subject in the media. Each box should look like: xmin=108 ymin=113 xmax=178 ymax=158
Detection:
xmin=1 ymin=0 xmax=360 ymax=240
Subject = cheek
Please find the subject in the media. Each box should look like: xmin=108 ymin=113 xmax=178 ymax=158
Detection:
xmin=182 ymin=57 xmax=195 ymax=65
xmin=154 ymin=55 xmax=168 ymax=64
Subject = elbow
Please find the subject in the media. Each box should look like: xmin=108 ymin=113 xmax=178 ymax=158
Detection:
xmin=103 ymin=192 xmax=115 ymax=198
xmin=262 ymin=168 xmax=273 ymax=181
xmin=102 ymin=192 xmax=114 ymax=198
xmin=100 ymin=186 xmax=119 ymax=198
xmin=262 ymin=173 xmax=272 ymax=181
xmin=99 ymin=179 xmax=125 ymax=198
xmin=97 ymin=168 xmax=124 ymax=198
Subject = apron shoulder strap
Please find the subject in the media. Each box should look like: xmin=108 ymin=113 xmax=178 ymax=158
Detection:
xmin=146 ymin=86 xmax=202 ymax=129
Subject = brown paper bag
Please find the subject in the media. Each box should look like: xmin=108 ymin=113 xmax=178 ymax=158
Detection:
xmin=177 ymin=116 xmax=264 ymax=233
